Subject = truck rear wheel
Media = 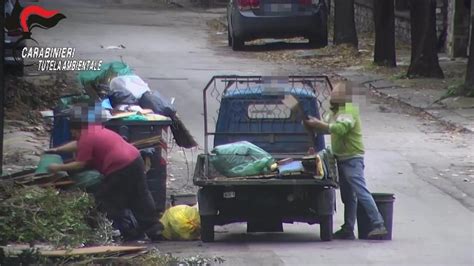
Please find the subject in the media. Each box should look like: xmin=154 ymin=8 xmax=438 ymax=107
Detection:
xmin=319 ymin=215 xmax=333 ymax=241
xmin=200 ymin=215 xmax=215 ymax=242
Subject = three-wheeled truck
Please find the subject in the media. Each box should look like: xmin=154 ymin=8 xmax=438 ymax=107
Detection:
xmin=194 ymin=75 xmax=339 ymax=242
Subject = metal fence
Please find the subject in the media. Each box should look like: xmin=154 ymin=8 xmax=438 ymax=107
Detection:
xmin=203 ymin=75 xmax=333 ymax=153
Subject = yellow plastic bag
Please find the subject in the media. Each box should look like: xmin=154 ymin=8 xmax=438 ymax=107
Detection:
xmin=160 ymin=205 xmax=200 ymax=240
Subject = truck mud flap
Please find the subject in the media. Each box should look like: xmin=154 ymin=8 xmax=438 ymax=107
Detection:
xmin=316 ymin=187 xmax=336 ymax=216
xmin=197 ymin=187 xmax=217 ymax=216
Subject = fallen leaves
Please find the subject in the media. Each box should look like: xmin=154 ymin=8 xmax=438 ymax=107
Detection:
xmin=207 ymin=17 xmax=227 ymax=32
xmin=255 ymin=42 xmax=370 ymax=70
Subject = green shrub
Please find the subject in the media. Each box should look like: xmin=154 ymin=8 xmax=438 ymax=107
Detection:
xmin=0 ymin=185 xmax=113 ymax=248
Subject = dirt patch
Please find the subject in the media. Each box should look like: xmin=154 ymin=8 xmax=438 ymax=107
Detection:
xmin=257 ymin=42 xmax=369 ymax=70
xmin=166 ymin=144 xmax=199 ymax=197
xmin=2 ymin=72 xmax=82 ymax=174
xmin=206 ymin=16 xmax=226 ymax=32
xmin=251 ymin=32 xmax=413 ymax=72
xmin=2 ymin=122 xmax=49 ymax=174
xmin=4 ymin=72 xmax=81 ymax=124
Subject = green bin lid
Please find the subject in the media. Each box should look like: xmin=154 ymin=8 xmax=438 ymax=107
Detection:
xmin=35 ymin=154 xmax=64 ymax=175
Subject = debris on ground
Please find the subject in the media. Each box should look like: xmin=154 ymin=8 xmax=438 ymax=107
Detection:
xmin=100 ymin=44 xmax=126 ymax=50
xmin=0 ymin=184 xmax=114 ymax=248
xmin=1 ymin=246 xmax=225 ymax=265
xmin=129 ymin=249 xmax=225 ymax=266
xmin=206 ymin=16 xmax=226 ymax=32
xmin=249 ymin=31 xmax=406 ymax=72
xmin=0 ymin=177 xmax=207 ymax=265
xmin=4 ymin=72 xmax=81 ymax=124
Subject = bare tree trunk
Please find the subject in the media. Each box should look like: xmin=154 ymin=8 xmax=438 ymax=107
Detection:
xmin=407 ymin=0 xmax=444 ymax=78
xmin=0 ymin=0 xmax=4 ymax=175
xmin=464 ymin=0 xmax=474 ymax=96
xmin=334 ymin=0 xmax=358 ymax=48
xmin=437 ymin=0 xmax=448 ymax=52
xmin=374 ymin=0 xmax=396 ymax=67
xmin=326 ymin=0 xmax=331 ymax=16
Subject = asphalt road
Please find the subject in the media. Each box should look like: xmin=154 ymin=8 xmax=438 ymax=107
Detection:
xmin=34 ymin=1 xmax=474 ymax=265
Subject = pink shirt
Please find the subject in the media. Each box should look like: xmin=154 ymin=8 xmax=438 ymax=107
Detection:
xmin=76 ymin=125 xmax=139 ymax=176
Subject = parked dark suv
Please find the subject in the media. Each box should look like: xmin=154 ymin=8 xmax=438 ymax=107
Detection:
xmin=227 ymin=0 xmax=328 ymax=50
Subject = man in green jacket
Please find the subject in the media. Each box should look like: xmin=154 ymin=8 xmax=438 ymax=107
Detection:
xmin=303 ymin=81 xmax=387 ymax=240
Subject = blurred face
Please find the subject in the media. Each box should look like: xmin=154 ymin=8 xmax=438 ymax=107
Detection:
xmin=330 ymin=82 xmax=351 ymax=111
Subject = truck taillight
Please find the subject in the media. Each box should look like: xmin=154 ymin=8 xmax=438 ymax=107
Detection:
xmin=299 ymin=0 xmax=312 ymax=5
xmin=238 ymin=0 xmax=260 ymax=10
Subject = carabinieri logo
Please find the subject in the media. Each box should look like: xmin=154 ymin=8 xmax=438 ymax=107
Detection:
xmin=5 ymin=0 xmax=66 ymax=65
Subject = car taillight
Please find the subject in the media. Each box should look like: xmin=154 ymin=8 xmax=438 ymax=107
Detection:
xmin=299 ymin=0 xmax=312 ymax=5
xmin=238 ymin=0 xmax=260 ymax=10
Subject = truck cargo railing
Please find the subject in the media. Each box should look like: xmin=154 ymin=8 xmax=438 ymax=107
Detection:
xmin=203 ymin=75 xmax=333 ymax=154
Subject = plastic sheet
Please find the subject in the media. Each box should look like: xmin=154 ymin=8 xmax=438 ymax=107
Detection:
xmin=210 ymin=141 xmax=275 ymax=177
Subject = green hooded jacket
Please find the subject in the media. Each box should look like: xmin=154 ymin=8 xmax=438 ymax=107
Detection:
xmin=326 ymin=103 xmax=365 ymax=160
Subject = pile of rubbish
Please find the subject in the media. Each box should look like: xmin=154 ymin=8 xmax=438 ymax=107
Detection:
xmin=0 ymin=164 xmax=202 ymax=264
xmin=0 ymin=246 xmax=225 ymax=265
xmin=209 ymin=141 xmax=331 ymax=179
xmin=73 ymin=61 xmax=197 ymax=148
xmin=0 ymin=184 xmax=114 ymax=248
xmin=0 ymin=61 xmax=205 ymax=264
xmin=0 ymin=189 xmax=205 ymax=264
xmin=2 ymin=138 xmax=201 ymax=244
xmin=0 ymin=180 xmax=203 ymax=264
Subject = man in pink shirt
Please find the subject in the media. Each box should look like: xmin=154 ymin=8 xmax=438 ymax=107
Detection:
xmin=48 ymin=118 xmax=162 ymax=241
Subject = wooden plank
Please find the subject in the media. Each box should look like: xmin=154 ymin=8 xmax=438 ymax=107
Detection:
xmin=132 ymin=135 xmax=161 ymax=145
xmin=131 ymin=136 xmax=163 ymax=149
xmin=40 ymin=246 xmax=146 ymax=257
xmin=12 ymin=172 xmax=69 ymax=187
xmin=1 ymin=169 xmax=35 ymax=180
xmin=38 ymin=180 xmax=75 ymax=188
xmin=15 ymin=173 xmax=58 ymax=185
xmin=0 ymin=173 xmax=35 ymax=184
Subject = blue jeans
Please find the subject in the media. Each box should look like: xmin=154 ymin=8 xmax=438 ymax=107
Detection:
xmin=337 ymin=157 xmax=384 ymax=231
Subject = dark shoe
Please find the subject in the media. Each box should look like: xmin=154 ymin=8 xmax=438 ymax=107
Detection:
xmin=144 ymin=222 xmax=164 ymax=242
xmin=120 ymin=227 xmax=146 ymax=242
xmin=147 ymin=233 xmax=164 ymax=242
xmin=122 ymin=231 xmax=146 ymax=242
xmin=367 ymin=225 xmax=388 ymax=240
xmin=333 ymin=228 xmax=356 ymax=240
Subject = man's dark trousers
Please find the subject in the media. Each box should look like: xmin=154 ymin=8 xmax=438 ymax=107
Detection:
xmin=95 ymin=156 xmax=158 ymax=238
